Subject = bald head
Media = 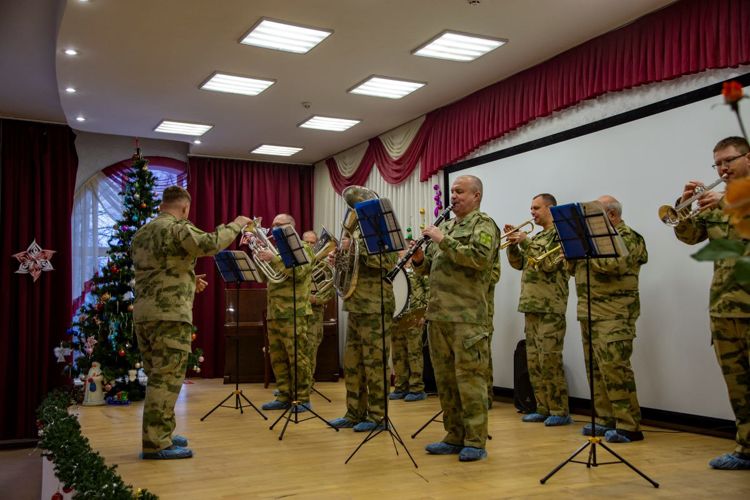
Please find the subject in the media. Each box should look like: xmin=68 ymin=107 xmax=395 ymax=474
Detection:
xmin=272 ymin=213 xmax=295 ymax=229
xmin=451 ymin=175 xmax=483 ymax=219
xmin=597 ymin=195 xmax=622 ymax=225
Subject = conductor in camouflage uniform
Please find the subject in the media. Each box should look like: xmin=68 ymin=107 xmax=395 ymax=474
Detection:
xmin=328 ymin=225 xmax=397 ymax=432
xmin=303 ymin=230 xmax=336 ymax=380
xmin=257 ymin=214 xmax=315 ymax=412
xmin=389 ymin=249 xmax=430 ymax=402
xmin=570 ymin=195 xmax=647 ymax=444
xmin=131 ymin=186 xmax=248 ymax=459
xmin=412 ymin=175 xmax=500 ymax=462
xmin=505 ymin=193 xmax=572 ymax=426
xmin=673 ymin=136 xmax=750 ymax=470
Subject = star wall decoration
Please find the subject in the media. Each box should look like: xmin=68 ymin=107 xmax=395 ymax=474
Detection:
xmin=12 ymin=239 xmax=56 ymax=282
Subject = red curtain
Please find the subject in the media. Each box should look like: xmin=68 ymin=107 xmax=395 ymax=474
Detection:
xmin=102 ymin=156 xmax=188 ymax=189
xmin=186 ymin=157 xmax=314 ymax=378
xmin=0 ymin=119 xmax=78 ymax=440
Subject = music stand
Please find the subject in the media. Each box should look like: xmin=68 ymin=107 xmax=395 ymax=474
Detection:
xmin=344 ymin=198 xmax=418 ymax=467
xmin=268 ymin=225 xmax=339 ymax=440
xmin=201 ymin=251 xmax=267 ymax=422
xmin=540 ymin=202 xmax=658 ymax=488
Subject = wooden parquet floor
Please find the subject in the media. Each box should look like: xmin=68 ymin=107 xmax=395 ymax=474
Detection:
xmin=73 ymin=379 xmax=749 ymax=500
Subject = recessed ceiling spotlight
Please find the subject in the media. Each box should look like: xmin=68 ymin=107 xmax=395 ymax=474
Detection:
xmin=76 ymin=116 xmax=85 ymax=122
xmin=193 ymin=140 xmax=202 ymax=144
xmin=154 ymin=120 xmax=213 ymax=137
xmin=348 ymin=76 xmax=426 ymax=99
xmin=251 ymin=145 xmax=303 ymax=156
xmin=239 ymin=18 xmax=333 ymax=54
xmin=65 ymin=87 xmax=76 ymax=93
xmin=65 ymin=49 xmax=78 ymax=56
xmin=298 ymin=115 xmax=360 ymax=132
xmin=199 ymin=72 xmax=275 ymax=96
xmin=412 ymin=30 xmax=506 ymax=62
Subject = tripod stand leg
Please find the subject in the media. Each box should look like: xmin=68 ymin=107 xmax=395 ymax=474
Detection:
xmin=298 ymin=405 xmax=340 ymax=431
xmin=240 ymin=392 xmax=268 ymax=420
xmin=411 ymin=410 xmax=443 ymax=439
xmin=270 ymin=405 xmax=293 ymax=430
xmin=200 ymin=391 xmax=236 ymax=421
xmin=311 ymin=386 xmax=332 ymax=402
xmin=598 ymin=442 xmax=660 ymax=488
xmin=540 ymin=440 xmax=591 ymax=484
xmin=387 ymin=418 xmax=418 ymax=468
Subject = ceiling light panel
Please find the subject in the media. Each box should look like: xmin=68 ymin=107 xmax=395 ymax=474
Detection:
xmin=412 ymin=31 xmax=506 ymax=62
xmin=298 ymin=116 xmax=360 ymax=132
xmin=154 ymin=120 xmax=213 ymax=137
xmin=252 ymin=145 xmax=303 ymax=156
xmin=200 ymin=72 xmax=275 ymax=96
xmin=239 ymin=18 xmax=333 ymax=54
xmin=348 ymin=76 xmax=426 ymax=99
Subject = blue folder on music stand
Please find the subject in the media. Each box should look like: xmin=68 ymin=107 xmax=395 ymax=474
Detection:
xmin=214 ymin=250 xmax=260 ymax=283
xmin=271 ymin=226 xmax=310 ymax=269
xmin=355 ymin=198 xmax=406 ymax=255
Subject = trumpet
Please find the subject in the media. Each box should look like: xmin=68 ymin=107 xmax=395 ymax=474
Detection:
xmin=242 ymin=217 xmax=288 ymax=284
xmin=658 ymin=174 xmax=728 ymax=227
xmin=500 ymin=219 xmax=535 ymax=249
xmin=527 ymin=244 xmax=564 ymax=270
xmin=311 ymin=227 xmax=337 ymax=293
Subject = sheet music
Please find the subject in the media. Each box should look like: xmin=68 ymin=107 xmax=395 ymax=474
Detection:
xmin=273 ymin=226 xmax=310 ymax=268
xmin=228 ymin=250 xmax=262 ymax=282
xmin=580 ymin=201 xmax=629 ymax=259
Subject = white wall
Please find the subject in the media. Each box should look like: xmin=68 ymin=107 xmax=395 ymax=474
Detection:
xmin=449 ymin=76 xmax=750 ymax=420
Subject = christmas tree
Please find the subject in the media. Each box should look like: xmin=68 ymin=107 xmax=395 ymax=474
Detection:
xmin=63 ymin=144 xmax=203 ymax=399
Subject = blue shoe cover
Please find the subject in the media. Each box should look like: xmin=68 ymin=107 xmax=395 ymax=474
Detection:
xmin=604 ymin=429 xmax=631 ymax=443
xmin=140 ymin=445 xmax=193 ymax=460
xmin=293 ymin=402 xmax=312 ymax=413
xmin=353 ymin=421 xmax=385 ymax=432
xmin=389 ymin=391 xmax=406 ymax=400
xmin=545 ymin=415 xmax=573 ymax=427
xmin=709 ymin=453 xmax=750 ymax=470
xmin=459 ymin=447 xmax=488 ymax=462
xmin=172 ymin=435 xmax=188 ymax=447
xmin=273 ymin=389 xmax=279 ymax=397
xmin=261 ymin=400 xmax=291 ymax=411
xmin=404 ymin=391 xmax=427 ymax=402
xmin=521 ymin=413 xmax=547 ymax=423
xmin=581 ymin=424 xmax=613 ymax=436
xmin=328 ymin=418 xmax=356 ymax=428
xmin=425 ymin=442 xmax=463 ymax=455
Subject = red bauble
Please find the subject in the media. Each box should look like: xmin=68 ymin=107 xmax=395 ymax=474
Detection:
xmin=63 ymin=486 xmax=73 ymax=493
xmin=118 ymin=350 xmax=125 ymax=357
xmin=52 ymin=492 xmax=64 ymax=500
xmin=46 ymin=454 xmax=54 ymax=461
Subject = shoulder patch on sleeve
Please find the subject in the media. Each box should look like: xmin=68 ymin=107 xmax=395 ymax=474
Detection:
xmin=479 ymin=231 xmax=493 ymax=249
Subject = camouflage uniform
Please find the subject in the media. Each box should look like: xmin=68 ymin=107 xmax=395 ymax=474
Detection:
xmin=485 ymin=252 xmax=501 ymax=401
xmin=341 ymin=228 xmax=397 ymax=424
xmin=308 ymin=283 xmax=335 ymax=378
xmin=391 ymin=268 xmax=429 ymax=394
xmin=414 ymin=209 xmax=500 ymax=449
xmin=131 ymin=212 xmax=240 ymax=453
xmin=569 ymin=221 xmax=647 ymax=432
xmin=674 ymin=204 xmax=750 ymax=455
xmin=261 ymin=242 xmax=316 ymax=404
xmin=507 ymin=226 xmax=570 ymax=416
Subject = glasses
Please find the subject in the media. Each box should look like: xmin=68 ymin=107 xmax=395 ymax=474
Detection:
xmin=711 ymin=153 xmax=746 ymax=170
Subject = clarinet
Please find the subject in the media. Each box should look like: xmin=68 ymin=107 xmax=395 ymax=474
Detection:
xmin=384 ymin=204 xmax=453 ymax=284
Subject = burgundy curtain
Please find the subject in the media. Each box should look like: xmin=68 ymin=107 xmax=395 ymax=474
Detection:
xmin=186 ymin=157 xmax=314 ymax=378
xmin=102 ymin=156 xmax=188 ymax=189
xmin=0 ymin=119 xmax=78 ymax=440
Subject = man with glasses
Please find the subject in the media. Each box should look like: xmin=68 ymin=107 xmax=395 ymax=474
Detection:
xmin=256 ymin=214 xmax=315 ymax=413
xmin=673 ymin=136 xmax=750 ymax=470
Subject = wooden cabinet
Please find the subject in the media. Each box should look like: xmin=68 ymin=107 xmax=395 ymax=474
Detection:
xmin=314 ymin=298 xmax=341 ymax=382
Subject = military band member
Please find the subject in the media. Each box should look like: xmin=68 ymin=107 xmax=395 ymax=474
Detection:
xmin=131 ymin=186 xmax=248 ymax=459
xmin=389 ymin=248 xmax=430 ymax=402
xmin=571 ymin=196 xmax=647 ymax=443
xmin=303 ymin=231 xmax=335 ymax=380
xmin=412 ymin=175 xmax=500 ymax=462
xmin=673 ymin=136 xmax=750 ymax=470
xmin=505 ymin=193 xmax=572 ymax=426
xmin=485 ymin=250 xmax=501 ymax=408
xmin=257 ymin=214 xmax=315 ymax=413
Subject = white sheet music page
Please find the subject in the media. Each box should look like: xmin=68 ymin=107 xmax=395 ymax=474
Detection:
xmin=230 ymin=250 xmax=261 ymax=282
xmin=580 ymin=201 xmax=629 ymax=259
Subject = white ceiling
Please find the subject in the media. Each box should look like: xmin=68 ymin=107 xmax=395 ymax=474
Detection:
xmin=3 ymin=0 xmax=678 ymax=165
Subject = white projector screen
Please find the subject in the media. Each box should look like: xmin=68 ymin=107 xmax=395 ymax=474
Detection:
xmin=446 ymin=77 xmax=750 ymax=421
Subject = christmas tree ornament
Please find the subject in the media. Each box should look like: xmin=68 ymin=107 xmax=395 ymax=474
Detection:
xmin=135 ymin=362 xmax=141 ymax=369
xmin=127 ymin=304 xmax=134 ymax=312
xmin=105 ymin=384 xmax=112 ymax=391
xmin=101 ymin=292 xmax=111 ymax=302
xmin=191 ymin=333 xmax=197 ymax=340
xmin=12 ymin=239 xmax=56 ymax=282
xmin=52 ymin=491 xmax=63 ymax=500
xmin=141 ymin=202 xmax=147 ymax=208
xmin=134 ymin=193 xmax=140 ymax=200
xmin=198 ymin=356 xmax=204 ymax=363
xmin=118 ymin=350 xmax=125 ymax=356
xmin=196 ymin=367 xmax=201 ymax=373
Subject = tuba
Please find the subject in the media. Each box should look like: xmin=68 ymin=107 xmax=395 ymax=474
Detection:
xmin=242 ymin=217 xmax=288 ymax=284
xmin=311 ymin=226 xmax=338 ymax=293
xmin=333 ymin=186 xmax=379 ymax=299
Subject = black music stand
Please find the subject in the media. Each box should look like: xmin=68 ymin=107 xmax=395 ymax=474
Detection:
xmin=268 ymin=225 xmax=339 ymax=440
xmin=540 ymin=202 xmax=658 ymax=488
xmin=201 ymin=251 xmax=267 ymax=422
xmin=344 ymin=198 xmax=418 ymax=467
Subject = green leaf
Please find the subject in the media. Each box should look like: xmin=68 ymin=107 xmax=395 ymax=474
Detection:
xmin=691 ymin=238 xmax=746 ymax=261
xmin=734 ymin=257 xmax=750 ymax=286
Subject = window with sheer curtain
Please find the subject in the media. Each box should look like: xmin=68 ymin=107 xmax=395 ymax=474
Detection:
xmin=71 ymin=157 xmax=187 ymax=314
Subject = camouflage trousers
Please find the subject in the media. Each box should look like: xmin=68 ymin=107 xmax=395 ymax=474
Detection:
xmin=487 ymin=319 xmax=494 ymax=401
xmin=135 ymin=321 xmax=191 ymax=453
xmin=580 ymin=320 xmax=642 ymax=432
xmin=343 ymin=312 xmax=392 ymax=423
xmin=710 ymin=316 xmax=750 ymax=454
xmin=428 ymin=321 xmax=489 ymax=449
xmin=267 ymin=316 xmax=312 ymax=404
xmin=526 ymin=312 xmax=569 ymax=416
xmin=391 ymin=319 xmax=425 ymax=394
xmin=307 ymin=306 xmax=325 ymax=379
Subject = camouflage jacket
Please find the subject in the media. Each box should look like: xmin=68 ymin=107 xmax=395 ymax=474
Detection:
xmin=569 ymin=221 xmax=647 ymax=321
xmin=414 ymin=209 xmax=500 ymax=325
xmin=342 ymin=227 xmax=397 ymax=314
xmin=507 ymin=226 xmax=569 ymax=314
xmin=486 ymin=250 xmax=501 ymax=319
xmin=311 ymin=280 xmax=335 ymax=311
xmin=404 ymin=267 xmax=429 ymax=314
xmin=261 ymin=241 xmax=315 ymax=320
xmin=674 ymin=201 xmax=750 ymax=317
xmin=131 ymin=213 xmax=241 ymax=324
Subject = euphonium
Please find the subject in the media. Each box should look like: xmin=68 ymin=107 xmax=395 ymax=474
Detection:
xmin=333 ymin=185 xmax=379 ymax=299
xmin=242 ymin=217 xmax=288 ymax=284
xmin=311 ymin=226 xmax=338 ymax=293
xmin=500 ymin=219 xmax=535 ymax=249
